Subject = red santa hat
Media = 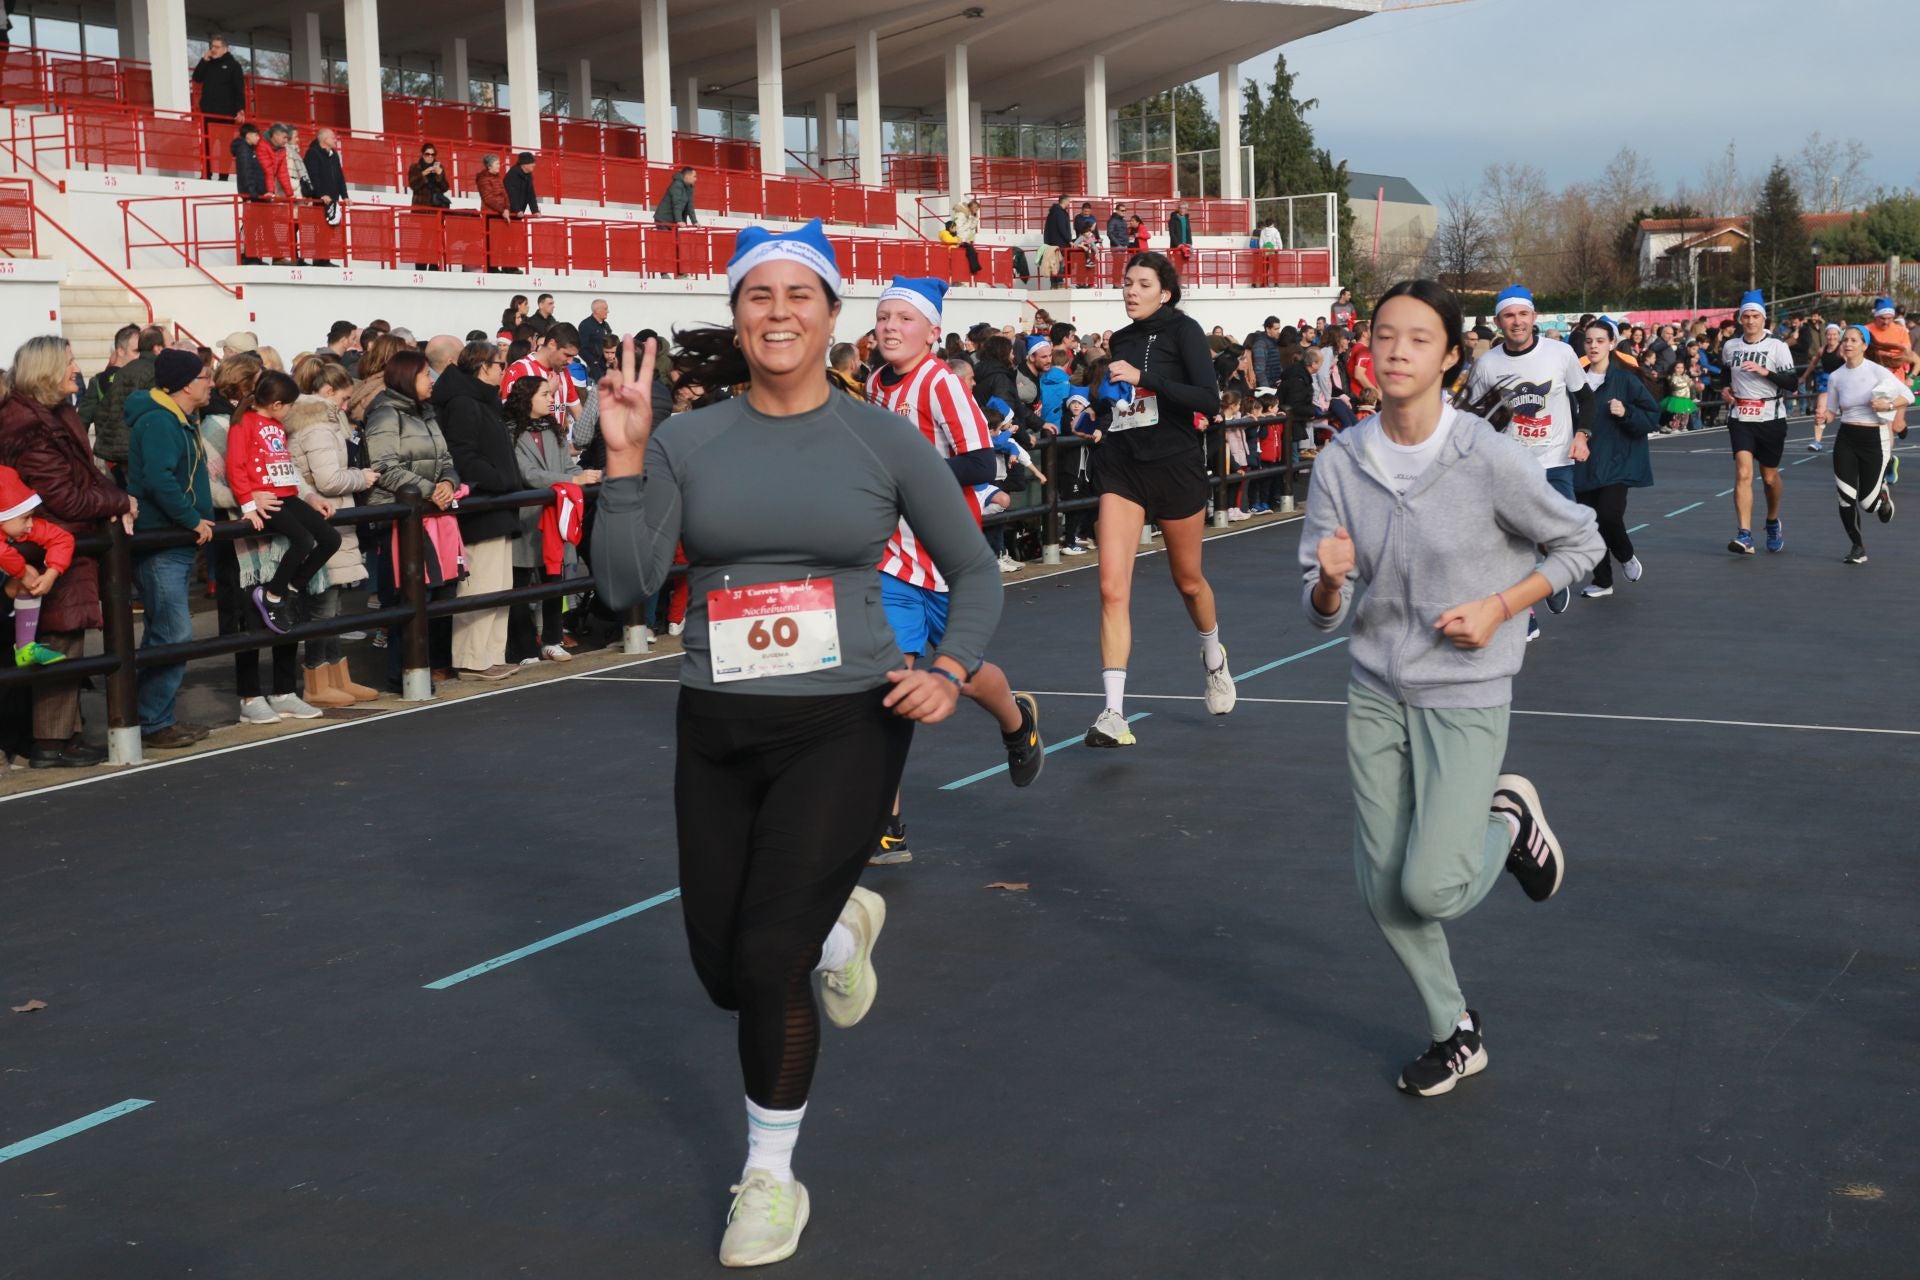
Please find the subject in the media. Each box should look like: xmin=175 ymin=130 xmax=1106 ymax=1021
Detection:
xmin=0 ymin=465 xmax=41 ymax=523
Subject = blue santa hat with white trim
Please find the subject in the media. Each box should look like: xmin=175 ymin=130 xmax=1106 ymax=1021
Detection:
xmin=983 ymin=396 xmax=1014 ymax=425
xmin=1493 ymin=284 xmax=1534 ymax=316
xmin=1872 ymin=297 xmax=1896 ymax=318
xmin=725 ymin=218 xmax=840 ymax=298
xmin=878 ymin=276 xmax=948 ymax=327
xmin=1594 ymin=315 xmax=1619 ymax=337
xmin=1736 ymin=289 xmax=1767 ymax=317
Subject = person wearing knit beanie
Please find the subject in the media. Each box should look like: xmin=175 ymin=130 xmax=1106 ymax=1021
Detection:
xmin=153 ymin=349 xmax=206 ymax=396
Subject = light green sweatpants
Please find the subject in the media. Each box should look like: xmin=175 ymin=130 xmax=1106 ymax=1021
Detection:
xmin=1346 ymin=682 xmax=1513 ymax=1042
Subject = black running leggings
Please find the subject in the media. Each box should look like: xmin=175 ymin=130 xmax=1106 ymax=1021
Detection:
xmin=1576 ymin=484 xmax=1635 ymax=588
xmin=1833 ymin=423 xmax=1891 ymax=548
xmin=260 ymin=497 xmax=342 ymax=598
xmin=675 ymin=684 xmax=913 ymax=1110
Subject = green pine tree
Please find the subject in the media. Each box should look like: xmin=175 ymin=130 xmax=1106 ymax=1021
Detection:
xmin=1749 ymin=161 xmax=1812 ymax=300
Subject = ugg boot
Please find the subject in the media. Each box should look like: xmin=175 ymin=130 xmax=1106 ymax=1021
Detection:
xmin=303 ymin=661 xmax=355 ymax=708
xmin=332 ymin=658 xmax=380 ymax=702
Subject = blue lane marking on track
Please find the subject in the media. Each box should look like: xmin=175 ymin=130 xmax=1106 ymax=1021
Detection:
xmin=1231 ymin=636 xmax=1349 ymax=683
xmin=941 ymin=713 xmax=1151 ymax=790
xmin=1665 ymin=502 xmax=1703 ymax=518
xmin=1627 ymin=524 xmax=1649 ymax=534
xmin=0 ymin=1099 xmax=152 ymax=1165
xmin=423 ymin=889 xmax=682 ymax=989
xmin=1717 ymin=488 xmax=1735 ymax=497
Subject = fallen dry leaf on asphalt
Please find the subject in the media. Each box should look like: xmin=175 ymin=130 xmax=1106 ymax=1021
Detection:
xmin=11 ymin=1000 xmax=47 ymax=1013
xmin=984 ymin=882 xmax=1030 ymax=892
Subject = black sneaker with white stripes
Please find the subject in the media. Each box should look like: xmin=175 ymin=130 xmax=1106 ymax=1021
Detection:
xmin=1398 ymin=1010 xmax=1487 ymax=1097
xmin=1491 ymin=774 xmax=1563 ymax=902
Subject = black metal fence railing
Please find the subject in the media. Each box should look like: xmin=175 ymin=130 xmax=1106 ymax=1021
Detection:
xmin=0 ymin=487 xmax=657 ymax=767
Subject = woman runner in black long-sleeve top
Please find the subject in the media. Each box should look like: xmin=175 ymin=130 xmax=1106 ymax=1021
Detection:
xmin=1085 ymin=250 xmax=1231 ymax=748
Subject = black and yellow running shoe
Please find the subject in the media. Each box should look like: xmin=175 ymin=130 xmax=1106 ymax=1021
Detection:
xmin=1004 ymin=693 xmax=1044 ymax=788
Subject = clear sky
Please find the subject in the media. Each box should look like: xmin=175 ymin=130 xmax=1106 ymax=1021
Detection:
xmin=1209 ymin=0 xmax=1918 ymax=203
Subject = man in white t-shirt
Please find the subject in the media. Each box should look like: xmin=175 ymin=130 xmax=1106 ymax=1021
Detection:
xmin=1718 ymin=290 xmax=1798 ymax=554
xmin=1466 ymin=284 xmax=1591 ymax=628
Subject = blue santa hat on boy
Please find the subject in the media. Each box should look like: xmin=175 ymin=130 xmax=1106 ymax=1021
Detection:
xmin=1493 ymin=284 xmax=1534 ymax=317
xmin=725 ymin=218 xmax=840 ymax=298
xmin=983 ymin=396 xmax=1014 ymax=425
xmin=1872 ymin=297 xmax=1897 ymax=318
xmin=1736 ymin=290 xmax=1767 ymax=317
xmin=878 ymin=276 xmax=949 ymax=327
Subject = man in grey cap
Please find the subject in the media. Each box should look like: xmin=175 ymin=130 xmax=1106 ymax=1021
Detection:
xmin=219 ymin=331 xmax=259 ymax=360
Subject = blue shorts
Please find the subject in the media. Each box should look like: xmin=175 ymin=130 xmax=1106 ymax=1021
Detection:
xmin=880 ymin=574 xmax=947 ymax=658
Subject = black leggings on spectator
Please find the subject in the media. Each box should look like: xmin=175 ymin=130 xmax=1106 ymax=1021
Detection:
xmin=506 ymin=566 xmax=564 ymax=661
xmin=1576 ymin=484 xmax=1635 ymax=588
xmin=260 ymin=498 xmax=342 ymax=599
xmin=674 ymin=684 xmax=912 ymax=1110
xmin=212 ymin=539 xmax=298 ymax=697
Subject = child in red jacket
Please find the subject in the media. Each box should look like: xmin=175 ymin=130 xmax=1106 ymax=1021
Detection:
xmin=0 ymin=464 xmax=75 ymax=666
xmin=225 ymin=370 xmax=341 ymax=635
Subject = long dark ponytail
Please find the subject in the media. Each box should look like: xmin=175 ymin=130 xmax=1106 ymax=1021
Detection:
xmin=672 ymin=324 xmax=750 ymax=394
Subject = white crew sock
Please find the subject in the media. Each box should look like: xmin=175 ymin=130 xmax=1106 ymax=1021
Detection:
xmin=1458 ymin=1012 xmax=1476 ymax=1034
xmin=1101 ymin=668 xmax=1127 ymax=716
xmin=814 ymin=921 xmax=855 ymax=974
xmin=744 ymin=1097 xmax=805 ymax=1182
xmin=1499 ymin=811 xmax=1520 ymax=842
xmin=1198 ymin=626 xmax=1224 ymax=670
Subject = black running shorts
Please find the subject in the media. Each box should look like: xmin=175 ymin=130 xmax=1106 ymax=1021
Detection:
xmin=1092 ymin=443 xmax=1211 ymax=522
xmin=1728 ymin=418 xmax=1787 ymax=469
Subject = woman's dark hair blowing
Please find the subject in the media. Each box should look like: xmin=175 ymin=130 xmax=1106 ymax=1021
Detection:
xmin=502 ymin=375 xmax=553 ymax=438
xmin=1124 ymin=250 xmax=1182 ymax=309
xmin=673 ymin=325 xmax=751 ymax=393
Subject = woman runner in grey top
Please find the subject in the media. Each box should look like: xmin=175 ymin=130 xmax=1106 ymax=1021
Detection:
xmin=586 ymin=220 xmax=1001 ymax=1269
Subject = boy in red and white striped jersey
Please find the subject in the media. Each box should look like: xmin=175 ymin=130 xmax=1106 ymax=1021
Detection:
xmin=864 ymin=276 xmax=1043 ymax=864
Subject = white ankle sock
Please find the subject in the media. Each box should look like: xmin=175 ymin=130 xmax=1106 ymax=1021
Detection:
xmin=1198 ymin=626 xmax=1224 ymax=670
xmin=1499 ymin=811 xmax=1520 ymax=842
xmin=814 ymin=921 xmax=855 ymax=974
xmin=1101 ymin=668 xmax=1127 ymax=716
xmin=744 ymin=1098 xmax=805 ymax=1181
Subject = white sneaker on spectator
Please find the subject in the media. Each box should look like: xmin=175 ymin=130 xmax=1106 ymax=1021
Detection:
xmin=998 ymin=553 xmax=1023 ymax=573
xmin=238 ymin=697 xmax=281 ymax=726
xmin=1061 ymin=544 xmax=1088 ymax=556
xmin=365 ymin=593 xmax=380 ymax=610
xmin=1227 ymin=508 xmax=1250 ymax=522
xmin=519 ymin=656 xmax=542 ymax=666
xmin=668 ymin=621 xmax=685 ymax=637
xmin=267 ymin=693 xmax=323 ymax=720
xmin=640 ymin=626 xmax=657 ymax=645
xmin=339 ymin=630 xmax=368 ymax=642
xmin=541 ymin=644 xmax=572 ymax=663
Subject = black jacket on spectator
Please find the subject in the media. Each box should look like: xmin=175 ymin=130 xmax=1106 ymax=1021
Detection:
xmin=506 ymin=166 xmax=540 ymax=215
xmin=432 ymin=366 xmax=524 ymax=544
xmin=192 ymin=51 xmax=247 ymax=118
xmin=1043 ymin=203 xmax=1072 ymax=248
xmin=1249 ymin=331 xmax=1283 ymax=388
xmin=304 ymin=141 xmax=347 ymax=202
xmin=1107 ymin=212 xmax=1128 ymax=249
xmin=577 ymin=314 xmax=612 ymax=378
xmin=973 ymin=358 xmax=1044 ymax=436
xmin=232 ymin=135 xmax=266 ymax=197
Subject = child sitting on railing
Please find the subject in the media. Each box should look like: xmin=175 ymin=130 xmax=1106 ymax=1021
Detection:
xmin=225 ymin=370 xmax=341 ymax=636
xmin=0 ymin=465 xmax=73 ymax=668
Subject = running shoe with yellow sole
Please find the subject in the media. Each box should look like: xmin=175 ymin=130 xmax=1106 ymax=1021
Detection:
xmin=819 ymin=885 xmax=885 ymax=1029
xmin=869 ymin=819 xmax=911 ymax=865
xmin=1084 ymin=708 xmax=1136 ymax=747
xmin=719 ymin=1170 xmax=810 ymax=1268
xmin=1004 ymin=692 xmax=1044 ymax=787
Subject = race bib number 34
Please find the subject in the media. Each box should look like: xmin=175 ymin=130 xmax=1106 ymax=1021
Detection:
xmin=1108 ymin=391 xmax=1160 ymax=432
xmin=707 ymin=579 xmax=841 ymax=684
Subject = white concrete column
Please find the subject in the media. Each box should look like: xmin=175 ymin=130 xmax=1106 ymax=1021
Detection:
xmin=504 ymin=0 xmax=541 ymax=150
xmin=443 ymin=36 xmax=471 ymax=104
xmin=1083 ymin=54 xmax=1108 ymax=199
xmin=1217 ymin=63 xmax=1241 ymax=201
xmin=639 ymin=0 xmax=673 ymax=163
xmin=343 ymin=0 xmax=384 ymax=132
xmin=970 ymin=99 xmax=983 ymax=167
xmin=677 ymin=75 xmax=701 ymax=135
xmin=855 ymin=28 xmax=882 ymax=186
xmin=754 ymin=7 xmax=784 ymax=176
xmin=944 ymin=43 xmax=970 ymax=207
xmin=566 ymin=58 xmax=592 ymax=119
xmin=290 ymin=12 xmax=324 ymax=85
xmin=816 ymin=92 xmax=838 ymax=166
xmin=114 ymin=0 xmax=150 ymax=63
xmin=144 ymin=0 xmax=189 ymax=113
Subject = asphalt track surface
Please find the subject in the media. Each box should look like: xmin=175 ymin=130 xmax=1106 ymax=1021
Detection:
xmin=4 ymin=424 xmax=1915 ymax=1278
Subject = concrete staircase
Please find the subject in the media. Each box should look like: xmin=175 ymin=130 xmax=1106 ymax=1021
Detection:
xmin=59 ymin=278 xmax=164 ymax=370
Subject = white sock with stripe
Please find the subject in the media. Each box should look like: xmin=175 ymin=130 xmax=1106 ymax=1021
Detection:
xmin=1101 ymin=668 xmax=1127 ymax=716
xmin=744 ymin=1098 xmax=805 ymax=1182
xmin=813 ymin=922 xmax=855 ymax=974
xmin=1198 ymin=626 xmax=1224 ymax=670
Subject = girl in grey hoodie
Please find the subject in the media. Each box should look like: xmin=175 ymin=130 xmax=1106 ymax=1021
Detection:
xmin=1299 ymin=279 xmax=1602 ymax=1099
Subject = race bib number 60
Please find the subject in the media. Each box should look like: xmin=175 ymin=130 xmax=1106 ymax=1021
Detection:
xmin=707 ymin=579 xmax=841 ymax=683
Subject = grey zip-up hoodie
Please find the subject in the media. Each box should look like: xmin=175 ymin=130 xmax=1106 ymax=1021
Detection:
xmin=1298 ymin=407 xmax=1602 ymax=709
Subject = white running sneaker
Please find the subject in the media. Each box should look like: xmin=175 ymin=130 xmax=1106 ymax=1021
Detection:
xmin=1203 ymin=647 xmax=1236 ymax=715
xmin=267 ymin=693 xmax=323 ymax=720
xmin=719 ymin=1170 xmax=810 ymax=1268
xmin=1580 ymin=584 xmax=1613 ymax=598
xmin=1060 ymin=543 xmax=1088 ymax=556
xmin=1622 ymin=555 xmax=1643 ymax=582
xmin=238 ymin=696 xmax=280 ymax=726
xmin=540 ymin=644 xmax=572 ymax=662
xmin=998 ymin=552 xmax=1023 ymax=573
xmin=819 ymin=886 xmax=885 ymax=1029
xmin=1084 ymin=708 xmax=1136 ymax=747
xmin=668 ymin=621 xmax=684 ymax=637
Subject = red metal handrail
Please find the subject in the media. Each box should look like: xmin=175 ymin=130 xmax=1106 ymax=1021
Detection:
xmin=33 ymin=195 xmax=154 ymax=322
xmin=119 ymin=196 xmax=243 ymax=297
xmin=0 ymin=176 xmax=37 ymax=256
